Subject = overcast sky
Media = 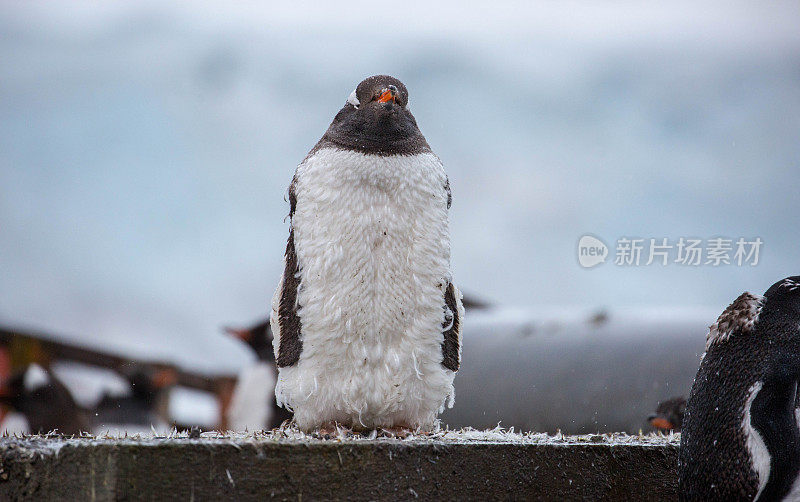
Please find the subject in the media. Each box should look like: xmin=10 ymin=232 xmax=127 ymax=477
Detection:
xmin=1 ymin=1 xmax=798 ymax=372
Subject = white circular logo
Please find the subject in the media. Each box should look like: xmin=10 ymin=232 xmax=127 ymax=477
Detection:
xmin=577 ymin=235 xmax=608 ymax=268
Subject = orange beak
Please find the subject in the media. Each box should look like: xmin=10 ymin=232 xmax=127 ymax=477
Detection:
xmin=649 ymin=417 xmax=674 ymax=430
xmin=377 ymin=88 xmax=396 ymax=103
xmin=224 ymin=326 xmax=252 ymax=342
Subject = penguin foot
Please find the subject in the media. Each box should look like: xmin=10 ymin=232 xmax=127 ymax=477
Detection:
xmin=379 ymin=425 xmax=414 ymax=438
xmin=314 ymin=422 xmax=351 ymax=439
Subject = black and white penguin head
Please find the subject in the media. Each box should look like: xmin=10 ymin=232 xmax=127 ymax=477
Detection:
xmin=345 ymin=75 xmax=411 ymax=111
xmin=225 ymin=321 xmax=275 ymax=362
xmin=647 ymin=396 xmax=685 ymax=431
xmin=762 ymin=276 xmax=800 ymax=319
xmin=315 ymin=75 xmax=430 ymax=156
xmin=120 ymin=365 xmax=177 ymax=405
xmin=704 ymin=276 xmax=800 ymax=352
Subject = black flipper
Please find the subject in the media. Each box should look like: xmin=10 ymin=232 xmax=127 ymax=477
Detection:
xmin=444 ymin=177 xmax=452 ymax=210
xmin=441 ymin=282 xmax=461 ymax=371
xmin=276 ymin=200 xmax=303 ymax=368
xmin=749 ymin=357 xmax=800 ymax=501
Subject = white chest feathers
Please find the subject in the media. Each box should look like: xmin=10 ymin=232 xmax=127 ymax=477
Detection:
xmin=227 ymin=362 xmax=275 ymax=432
xmin=743 ymin=382 xmax=770 ymax=500
xmin=271 ymin=147 xmax=459 ymax=431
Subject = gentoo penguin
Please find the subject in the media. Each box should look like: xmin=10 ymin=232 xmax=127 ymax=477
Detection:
xmin=679 ymin=276 xmax=800 ymax=501
xmin=270 ymin=75 xmax=463 ymax=433
xmin=225 ymin=321 xmax=292 ymax=430
xmin=648 ymin=396 xmax=685 ymax=431
xmin=0 ymin=363 xmax=89 ymax=435
xmin=93 ymin=366 xmax=175 ymax=434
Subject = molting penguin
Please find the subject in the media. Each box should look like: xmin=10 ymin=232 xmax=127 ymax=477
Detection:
xmin=679 ymin=276 xmax=800 ymax=501
xmin=270 ymin=75 xmax=463 ymax=432
xmin=225 ymin=321 xmax=292 ymax=430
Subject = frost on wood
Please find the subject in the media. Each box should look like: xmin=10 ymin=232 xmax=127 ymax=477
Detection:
xmin=0 ymin=425 xmax=680 ymax=501
xmin=0 ymin=424 xmax=680 ymax=448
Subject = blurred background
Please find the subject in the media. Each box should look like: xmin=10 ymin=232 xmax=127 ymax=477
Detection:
xmin=1 ymin=1 xmax=798 ymax=435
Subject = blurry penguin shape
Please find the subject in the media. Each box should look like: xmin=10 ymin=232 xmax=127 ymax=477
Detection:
xmin=225 ymin=321 xmax=292 ymax=431
xmin=0 ymin=363 xmax=89 ymax=435
xmin=93 ymin=366 xmax=176 ymax=434
xmin=648 ymin=396 xmax=685 ymax=432
xmin=679 ymin=276 xmax=800 ymax=501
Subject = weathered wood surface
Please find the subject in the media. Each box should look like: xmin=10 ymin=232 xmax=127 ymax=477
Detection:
xmin=0 ymin=431 xmax=679 ymax=501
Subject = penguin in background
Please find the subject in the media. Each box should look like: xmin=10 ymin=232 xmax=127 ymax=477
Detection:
xmin=0 ymin=363 xmax=89 ymax=435
xmin=270 ymin=75 xmax=463 ymax=433
xmin=679 ymin=276 xmax=800 ymax=501
xmin=225 ymin=321 xmax=292 ymax=430
xmin=93 ymin=366 xmax=176 ymax=434
xmin=648 ymin=396 xmax=685 ymax=432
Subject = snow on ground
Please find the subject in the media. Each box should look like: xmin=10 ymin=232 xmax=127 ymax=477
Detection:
xmin=0 ymin=424 xmax=681 ymax=448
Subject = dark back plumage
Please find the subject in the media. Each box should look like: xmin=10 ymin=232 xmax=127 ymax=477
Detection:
xmin=679 ymin=277 xmax=800 ymax=501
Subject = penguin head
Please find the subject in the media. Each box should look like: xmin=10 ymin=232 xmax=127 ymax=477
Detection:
xmin=347 ymin=75 xmax=410 ymax=111
xmin=224 ymin=321 xmax=275 ymax=362
xmin=319 ymin=75 xmax=429 ymax=155
xmin=704 ymin=276 xmax=800 ymax=352
xmin=123 ymin=366 xmax=177 ymax=404
xmin=762 ymin=276 xmax=800 ymax=319
xmin=647 ymin=396 xmax=685 ymax=431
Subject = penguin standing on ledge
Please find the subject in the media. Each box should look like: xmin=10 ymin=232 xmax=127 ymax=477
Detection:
xmin=270 ymin=75 xmax=463 ymax=433
xmin=679 ymin=276 xmax=800 ymax=501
